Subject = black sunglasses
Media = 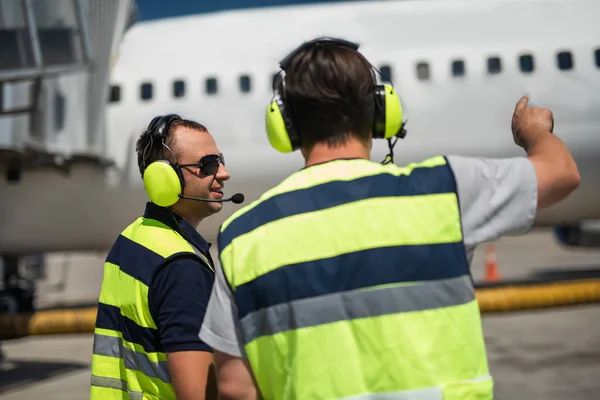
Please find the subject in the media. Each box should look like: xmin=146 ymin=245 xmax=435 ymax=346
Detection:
xmin=179 ymin=154 xmax=224 ymax=176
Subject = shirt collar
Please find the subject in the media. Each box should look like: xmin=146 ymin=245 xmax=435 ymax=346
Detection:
xmin=143 ymin=202 xmax=211 ymax=254
xmin=300 ymin=157 xmax=364 ymax=171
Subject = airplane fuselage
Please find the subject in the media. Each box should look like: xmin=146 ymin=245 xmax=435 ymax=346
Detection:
xmin=0 ymin=0 xmax=599 ymax=253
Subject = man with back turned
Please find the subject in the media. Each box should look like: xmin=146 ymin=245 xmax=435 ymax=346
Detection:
xmin=199 ymin=37 xmax=580 ymax=399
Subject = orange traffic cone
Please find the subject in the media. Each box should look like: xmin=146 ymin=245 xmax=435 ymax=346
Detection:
xmin=484 ymin=243 xmax=500 ymax=282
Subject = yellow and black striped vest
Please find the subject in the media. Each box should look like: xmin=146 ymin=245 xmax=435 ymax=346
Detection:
xmin=217 ymin=156 xmax=493 ymax=400
xmin=90 ymin=214 xmax=212 ymax=400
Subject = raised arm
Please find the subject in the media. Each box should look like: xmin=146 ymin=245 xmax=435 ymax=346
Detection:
xmin=445 ymin=96 xmax=580 ymax=253
xmin=511 ymin=95 xmax=580 ymax=209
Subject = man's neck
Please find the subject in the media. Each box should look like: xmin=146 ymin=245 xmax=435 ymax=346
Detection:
xmin=170 ymin=205 xmax=203 ymax=229
xmin=304 ymin=137 xmax=371 ymax=167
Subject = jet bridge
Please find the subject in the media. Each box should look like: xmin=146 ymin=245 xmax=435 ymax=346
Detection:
xmin=0 ymin=0 xmax=137 ymax=180
xmin=0 ymin=0 xmax=137 ymax=315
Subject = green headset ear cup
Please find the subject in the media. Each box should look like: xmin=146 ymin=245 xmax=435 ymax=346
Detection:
xmin=143 ymin=160 xmax=182 ymax=207
xmin=265 ymin=98 xmax=294 ymax=153
xmin=373 ymin=84 xmax=404 ymax=139
xmin=382 ymin=83 xmax=403 ymax=139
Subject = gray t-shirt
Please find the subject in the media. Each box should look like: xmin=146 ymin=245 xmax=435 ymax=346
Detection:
xmin=199 ymin=155 xmax=538 ymax=357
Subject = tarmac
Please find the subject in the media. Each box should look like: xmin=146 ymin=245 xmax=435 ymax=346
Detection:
xmin=0 ymin=228 xmax=599 ymax=399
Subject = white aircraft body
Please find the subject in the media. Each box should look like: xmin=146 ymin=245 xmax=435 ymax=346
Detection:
xmin=1 ymin=0 xmax=600 ymax=255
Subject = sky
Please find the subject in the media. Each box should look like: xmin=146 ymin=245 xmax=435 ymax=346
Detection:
xmin=134 ymin=0 xmax=358 ymax=20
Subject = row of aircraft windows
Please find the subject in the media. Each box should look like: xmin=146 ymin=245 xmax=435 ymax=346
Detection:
xmin=109 ymin=48 xmax=600 ymax=103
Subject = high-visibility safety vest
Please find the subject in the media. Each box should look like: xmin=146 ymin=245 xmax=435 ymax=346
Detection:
xmin=90 ymin=215 xmax=213 ymax=400
xmin=217 ymin=156 xmax=493 ymax=400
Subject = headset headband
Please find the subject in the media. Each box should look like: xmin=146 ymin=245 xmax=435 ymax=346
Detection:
xmin=279 ymin=37 xmax=360 ymax=71
xmin=148 ymin=114 xmax=181 ymax=145
xmin=141 ymin=114 xmax=182 ymax=170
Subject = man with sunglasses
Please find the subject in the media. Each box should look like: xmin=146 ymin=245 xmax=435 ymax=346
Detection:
xmin=90 ymin=115 xmax=230 ymax=400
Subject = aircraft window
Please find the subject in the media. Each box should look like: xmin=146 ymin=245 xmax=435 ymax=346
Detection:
xmin=519 ymin=54 xmax=535 ymax=73
xmin=140 ymin=82 xmax=153 ymax=100
xmin=451 ymin=60 xmax=465 ymax=77
xmin=416 ymin=62 xmax=429 ymax=80
xmin=557 ymin=51 xmax=573 ymax=70
xmin=205 ymin=78 xmax=218 ymax=94
xmin=173 ymin=80 xmax=185 ymax=98
xmin=487 ymin=57 xmax=501 ymax=74
xmin=379 ymin=65 xmax=392 ymax=82
xmin=109 ymin=85 xmax=120 ymax=103
xmin=239 ymin=75 xmax=251 ymax=92
xmin=595 ymin=48 xmax=600 ymax=68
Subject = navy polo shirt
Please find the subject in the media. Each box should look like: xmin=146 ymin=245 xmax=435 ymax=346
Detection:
xmin=144 ymin=202 xmax=215 ymax=353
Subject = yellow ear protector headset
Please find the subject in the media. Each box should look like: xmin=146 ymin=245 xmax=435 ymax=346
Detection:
xmin=264 ymin=36 xmax=407 ymax=164
xmin=141 ymin=114 xmax=244 ymax=207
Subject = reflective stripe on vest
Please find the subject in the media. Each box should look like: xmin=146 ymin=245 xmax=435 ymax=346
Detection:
xmin=90 ymin=215 xmax=212 ymax=400
xmin=191 ymin=244 xmax=213 ymax=273
xmin=218 ymin=156 xmax=492 ymax=400
xmin=336 ymin=375 xmax=493 ymax=400
xmin=90 ymin=375 xmax=143 ymax=400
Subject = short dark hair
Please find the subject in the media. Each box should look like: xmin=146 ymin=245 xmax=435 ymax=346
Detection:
xmin=135 ymin=118 xmax=208 ymax=177
xmin=277 ymin=41 xmax=376 ymax=150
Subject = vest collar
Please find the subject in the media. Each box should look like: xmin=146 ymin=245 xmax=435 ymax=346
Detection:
xmin=143 ymin=202 xmax=211 ymax=254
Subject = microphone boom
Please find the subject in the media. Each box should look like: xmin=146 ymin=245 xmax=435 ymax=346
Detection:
xmin=179 ymin=193 xmax=245 ymax=204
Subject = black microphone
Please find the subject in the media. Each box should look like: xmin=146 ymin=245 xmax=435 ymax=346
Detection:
xmin=179 ymin=192 xmax=245 ymax=204
xmin=229 ymin=193 xmax=245 ymax=204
